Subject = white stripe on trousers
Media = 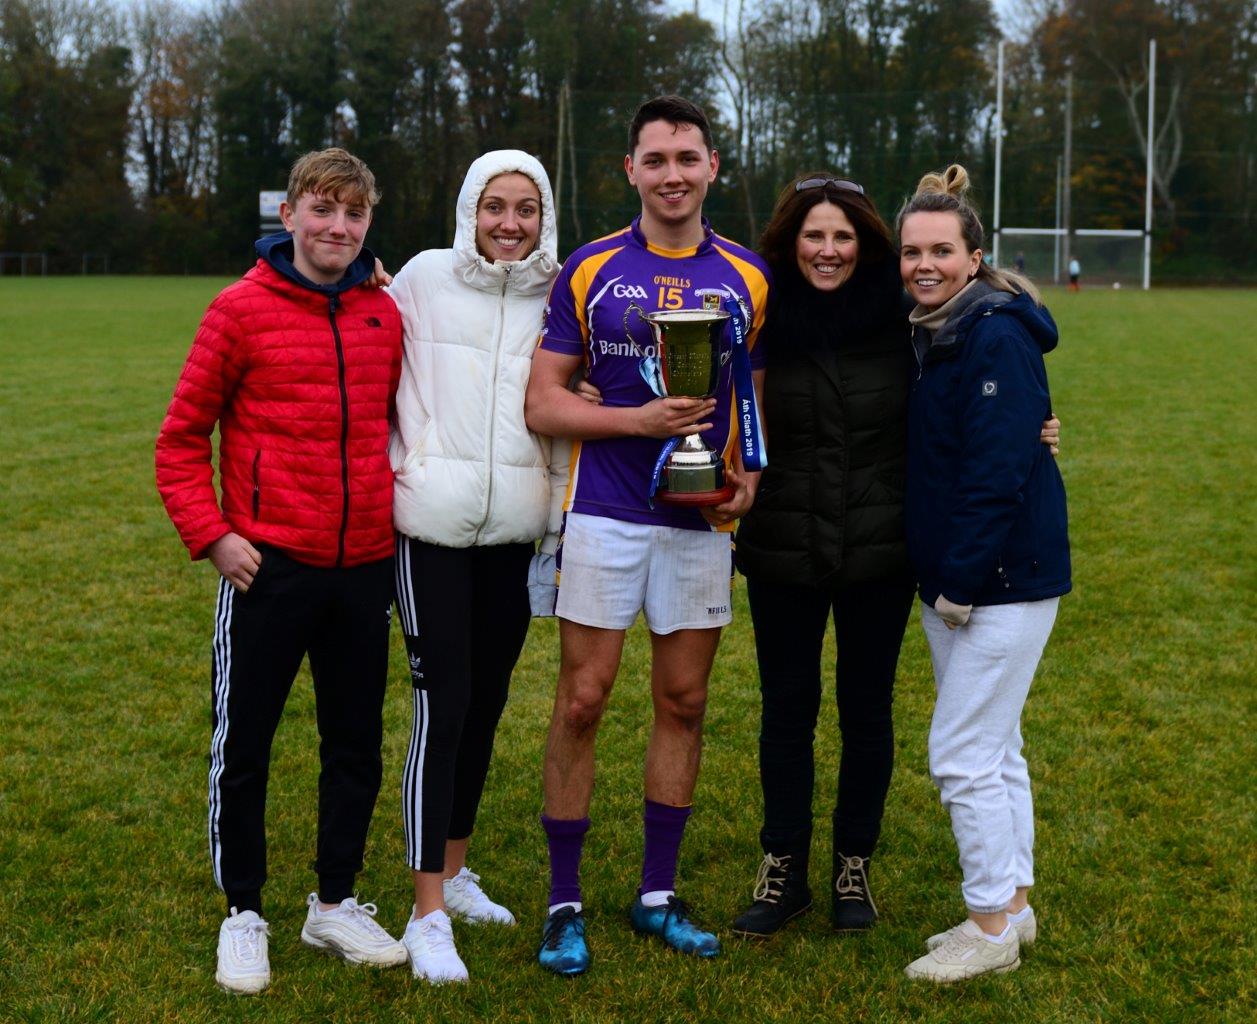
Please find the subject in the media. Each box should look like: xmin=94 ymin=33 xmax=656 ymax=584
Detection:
xmin=401 ymin=687 xmax=430 ymax=870
xmin=208 ymin=576 xmax=234 ymax=890
xmin=395 ymin=535 xmax=429 ymax=871
xmin=395 ymin=533 xmax=419 ymax=637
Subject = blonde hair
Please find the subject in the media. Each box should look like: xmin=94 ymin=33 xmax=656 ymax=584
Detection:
xmin=897 ymin=163 xmax=1041 ymax=305
xmin=287 ymin=148 xmax=381 ymax=208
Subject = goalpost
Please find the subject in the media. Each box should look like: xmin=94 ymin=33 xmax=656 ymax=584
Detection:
xmin=999 ymin=227 xmax=1146 ymax=287
xmin=0 ymin=252 xmax=48 ymax=276
xmin=992 ymin=39 xmax=1157 ymax=290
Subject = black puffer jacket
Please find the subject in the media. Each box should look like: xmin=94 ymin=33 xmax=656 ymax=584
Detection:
xmin=736 ymin=254 xmax=913 ymax=587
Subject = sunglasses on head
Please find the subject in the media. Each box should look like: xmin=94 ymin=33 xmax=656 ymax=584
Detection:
xmin=795 ymin=177 xmax=865 ymax=196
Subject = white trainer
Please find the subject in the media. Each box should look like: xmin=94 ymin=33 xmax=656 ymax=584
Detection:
xmin=300 ymin=893 xmax=408 ymax=967
xmin=905 ymin=919 xmax=1020 ymax=983
xmin=216 ymin=908 xmax=270 ymax=995
xmin=926 ymin=906 xmax=1037 ymax=950
xmin=442 ymin=867 xmax=516 ymax=926
xmin=402 ymin=909 xmax=469 ymax=984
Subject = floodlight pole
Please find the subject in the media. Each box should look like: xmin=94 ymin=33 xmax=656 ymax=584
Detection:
xmin=1143 ymin=39 xmax=1156 ymax=291
xmin=993 ymin=39 xmax=1005 ymax=266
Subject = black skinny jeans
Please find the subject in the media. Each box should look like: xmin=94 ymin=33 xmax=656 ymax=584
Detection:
xmin=746 ymin=574 xmax=915 ymax=862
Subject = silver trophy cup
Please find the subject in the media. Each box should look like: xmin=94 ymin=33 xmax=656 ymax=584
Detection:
xmin=624 ymin=304 xmax=734 ymax=506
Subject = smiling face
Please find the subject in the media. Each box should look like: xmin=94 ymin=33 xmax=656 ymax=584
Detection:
xmin=624 ymin=119 xmax=718 ymax=240
xmin=898 ymin=210 xmax=983 ymax=309
xmin=795 ymin=202 xmax=859 ymax=292
xmin=280 ymin=191 xmax=371 ymax=284
xmin=475 ymin=172 xmax=542 ymax=263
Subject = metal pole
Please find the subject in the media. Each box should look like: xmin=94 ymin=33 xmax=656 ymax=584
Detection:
xmin=1063 ymin=68 xmax=1073 ymax=272
xmin=554 ymin=78 xmax=566 ymax=243
xmin=1144 ymin=39 xmax=1156 ymax=290
xmin=993 ymin=39 xmax=1005 ymax=266
xmin=1055 ymin=155 xmax=1063 ymax=283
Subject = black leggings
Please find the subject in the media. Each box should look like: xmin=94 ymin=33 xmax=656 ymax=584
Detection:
xmin=395 ymin=536 xmax=533 ymax=872
xmin=746 ymin=574 xmax=915 ymax=862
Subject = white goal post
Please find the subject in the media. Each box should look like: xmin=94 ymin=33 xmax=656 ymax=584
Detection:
xmin=0 ymin=252 xmax=48 ymax=276
xmin=991 ymin=39 xmax=1157 ymax=289
xmin=997 ymin=227 xmax=1146 ymax=287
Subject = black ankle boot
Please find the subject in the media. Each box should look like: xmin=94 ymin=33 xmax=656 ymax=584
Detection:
xmin=831 ymin=852 xmax=877 ymax=931
xmin=731 ymin=852 xmax=813 ymax=937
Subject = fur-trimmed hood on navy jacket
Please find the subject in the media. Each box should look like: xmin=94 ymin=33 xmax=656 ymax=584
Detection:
xmin=906 ymin=283 xmax=1071 ymax=608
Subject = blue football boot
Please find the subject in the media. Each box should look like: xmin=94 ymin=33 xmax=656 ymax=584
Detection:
xmin=538 ymin=906 xmax=590 ymax=975
xmin=629 ymin=896 xmax=721 ymax=957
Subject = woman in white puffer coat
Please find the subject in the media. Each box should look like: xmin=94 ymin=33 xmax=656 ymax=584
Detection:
xmin=386 ymin=150 xmax=567 ymax=983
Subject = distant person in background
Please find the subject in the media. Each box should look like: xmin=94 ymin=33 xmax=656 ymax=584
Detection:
xmin=1014 ymin=251 xmax=1026 ymax=275
xmin=1068 ymin=255 xmax=1081 ymax=291
xmin=897 ymin=164 xmax=1070 ymax=983
xmin=155 ymin=148 xmax=408 ymax=995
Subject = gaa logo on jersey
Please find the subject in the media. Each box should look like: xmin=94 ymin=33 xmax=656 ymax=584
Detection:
xmin=982 ymin=380 xmax=999 ymax=396
xmin=612 ymin=284 xmax=649 ymax=299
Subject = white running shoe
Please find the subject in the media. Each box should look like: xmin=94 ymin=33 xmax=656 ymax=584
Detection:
xmin=216 ymin=908 xmax=270 ymax=995
xmin=300 ymin=893 xmax=408 ymax=967
xmin=905 ymin=919 xmax=1020 ymax=983
xmin=402 ymin=909 xmax=469 ymax=984
xmin=926 ymin=906 xmax=1037 ymax=950
xmin=442 ymin=867 xmax=517 ymax=926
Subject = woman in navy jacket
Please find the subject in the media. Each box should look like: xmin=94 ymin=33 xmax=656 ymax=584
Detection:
xmin=896 ymin=165 xmax=1070 ymax=983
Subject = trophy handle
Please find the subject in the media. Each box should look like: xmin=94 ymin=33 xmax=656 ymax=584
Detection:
xmin=623 ymin=301 xmax=648 ymax=340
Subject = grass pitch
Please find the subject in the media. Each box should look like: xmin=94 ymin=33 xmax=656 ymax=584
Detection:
xmin=0 ymin=279 xmax=1253 ymax=1022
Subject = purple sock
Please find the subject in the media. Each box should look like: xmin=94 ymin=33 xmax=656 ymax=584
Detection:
xmin=639 ymin=799 xmax=692 ymax=897
xmin=541 ymin=814 xmax=590 ymax=908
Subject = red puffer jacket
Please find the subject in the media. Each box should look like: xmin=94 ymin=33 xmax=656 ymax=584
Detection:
xmin=156 ymin=255 xmax=402 ymax=568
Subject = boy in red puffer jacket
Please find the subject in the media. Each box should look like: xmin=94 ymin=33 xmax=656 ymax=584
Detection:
xmin=156 ymin=148 xmax=406 ymax=995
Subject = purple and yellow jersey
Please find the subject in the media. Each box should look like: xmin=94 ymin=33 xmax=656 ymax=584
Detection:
xmin=539 ymin=217 xmax=772 ymax=532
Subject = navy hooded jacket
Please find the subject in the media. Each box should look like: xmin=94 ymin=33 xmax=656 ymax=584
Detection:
xmin=906 ymin=285 xmax=1071 ymax=608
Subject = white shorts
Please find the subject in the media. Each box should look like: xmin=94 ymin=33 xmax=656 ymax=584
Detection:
xmin=555 ymin=512 xmax=733 ymax=634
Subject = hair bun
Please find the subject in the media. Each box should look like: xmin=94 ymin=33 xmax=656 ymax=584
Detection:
xmin=913 ymin=164 xmax=970 ymax=200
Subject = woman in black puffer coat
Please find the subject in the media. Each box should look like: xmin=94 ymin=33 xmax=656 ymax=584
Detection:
xmin=731 ymin=174 xmax=916 ymax=937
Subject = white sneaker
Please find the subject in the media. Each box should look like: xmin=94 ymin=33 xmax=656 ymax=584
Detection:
xmin=300 ymin=893 xmax=408 ymax=967
xmin=216 ymin=908 xmax=270 ymax=995
xmin=402 ymin=909 xmax=469 ymax=984
xmin=926 ymin=906 xmax=1037 ymax=950
xmin=905 ymin=919 xmax=1020 ymax=983
xmin=443 ymin=867 xmax=516 ymax=926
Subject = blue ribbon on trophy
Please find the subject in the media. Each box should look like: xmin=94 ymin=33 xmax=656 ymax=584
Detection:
xmin=647 ymin=436 xmax=682 ymax=508
xmin=723 ymin=294 xmax=767 ymax=472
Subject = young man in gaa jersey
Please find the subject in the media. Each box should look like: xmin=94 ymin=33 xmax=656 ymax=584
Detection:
xmin=524 ymin=95 xmax=771 ymax=973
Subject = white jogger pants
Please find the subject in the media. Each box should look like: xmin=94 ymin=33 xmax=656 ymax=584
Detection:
xmin=922 ymin=598 xmax=1059 ymax=914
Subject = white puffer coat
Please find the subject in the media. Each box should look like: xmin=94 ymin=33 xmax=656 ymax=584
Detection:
xmin=389 ymin=150 xmax=568 ymax=547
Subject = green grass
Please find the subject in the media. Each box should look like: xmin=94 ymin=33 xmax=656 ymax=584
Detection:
xmin=1 ymin=279 xmax=1254 ymax=1022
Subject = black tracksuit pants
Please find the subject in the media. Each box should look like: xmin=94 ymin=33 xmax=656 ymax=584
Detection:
xmin=394 ymin=537 xmax=533 ymax=873
xmin=746 ymin=574 xmax=916 ymax=863
xmin=209 ymin=546 xmax=393 ymax=915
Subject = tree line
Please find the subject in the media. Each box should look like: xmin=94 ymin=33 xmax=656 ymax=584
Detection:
xmin=1 ymin=0 xmax=1252 ymax=278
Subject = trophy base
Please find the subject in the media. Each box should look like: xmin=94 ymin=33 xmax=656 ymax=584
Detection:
xmin=656 ymin=484 xmax=736 ymax=507
xmin=657 ymin=456 xmax=734 ymax=507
